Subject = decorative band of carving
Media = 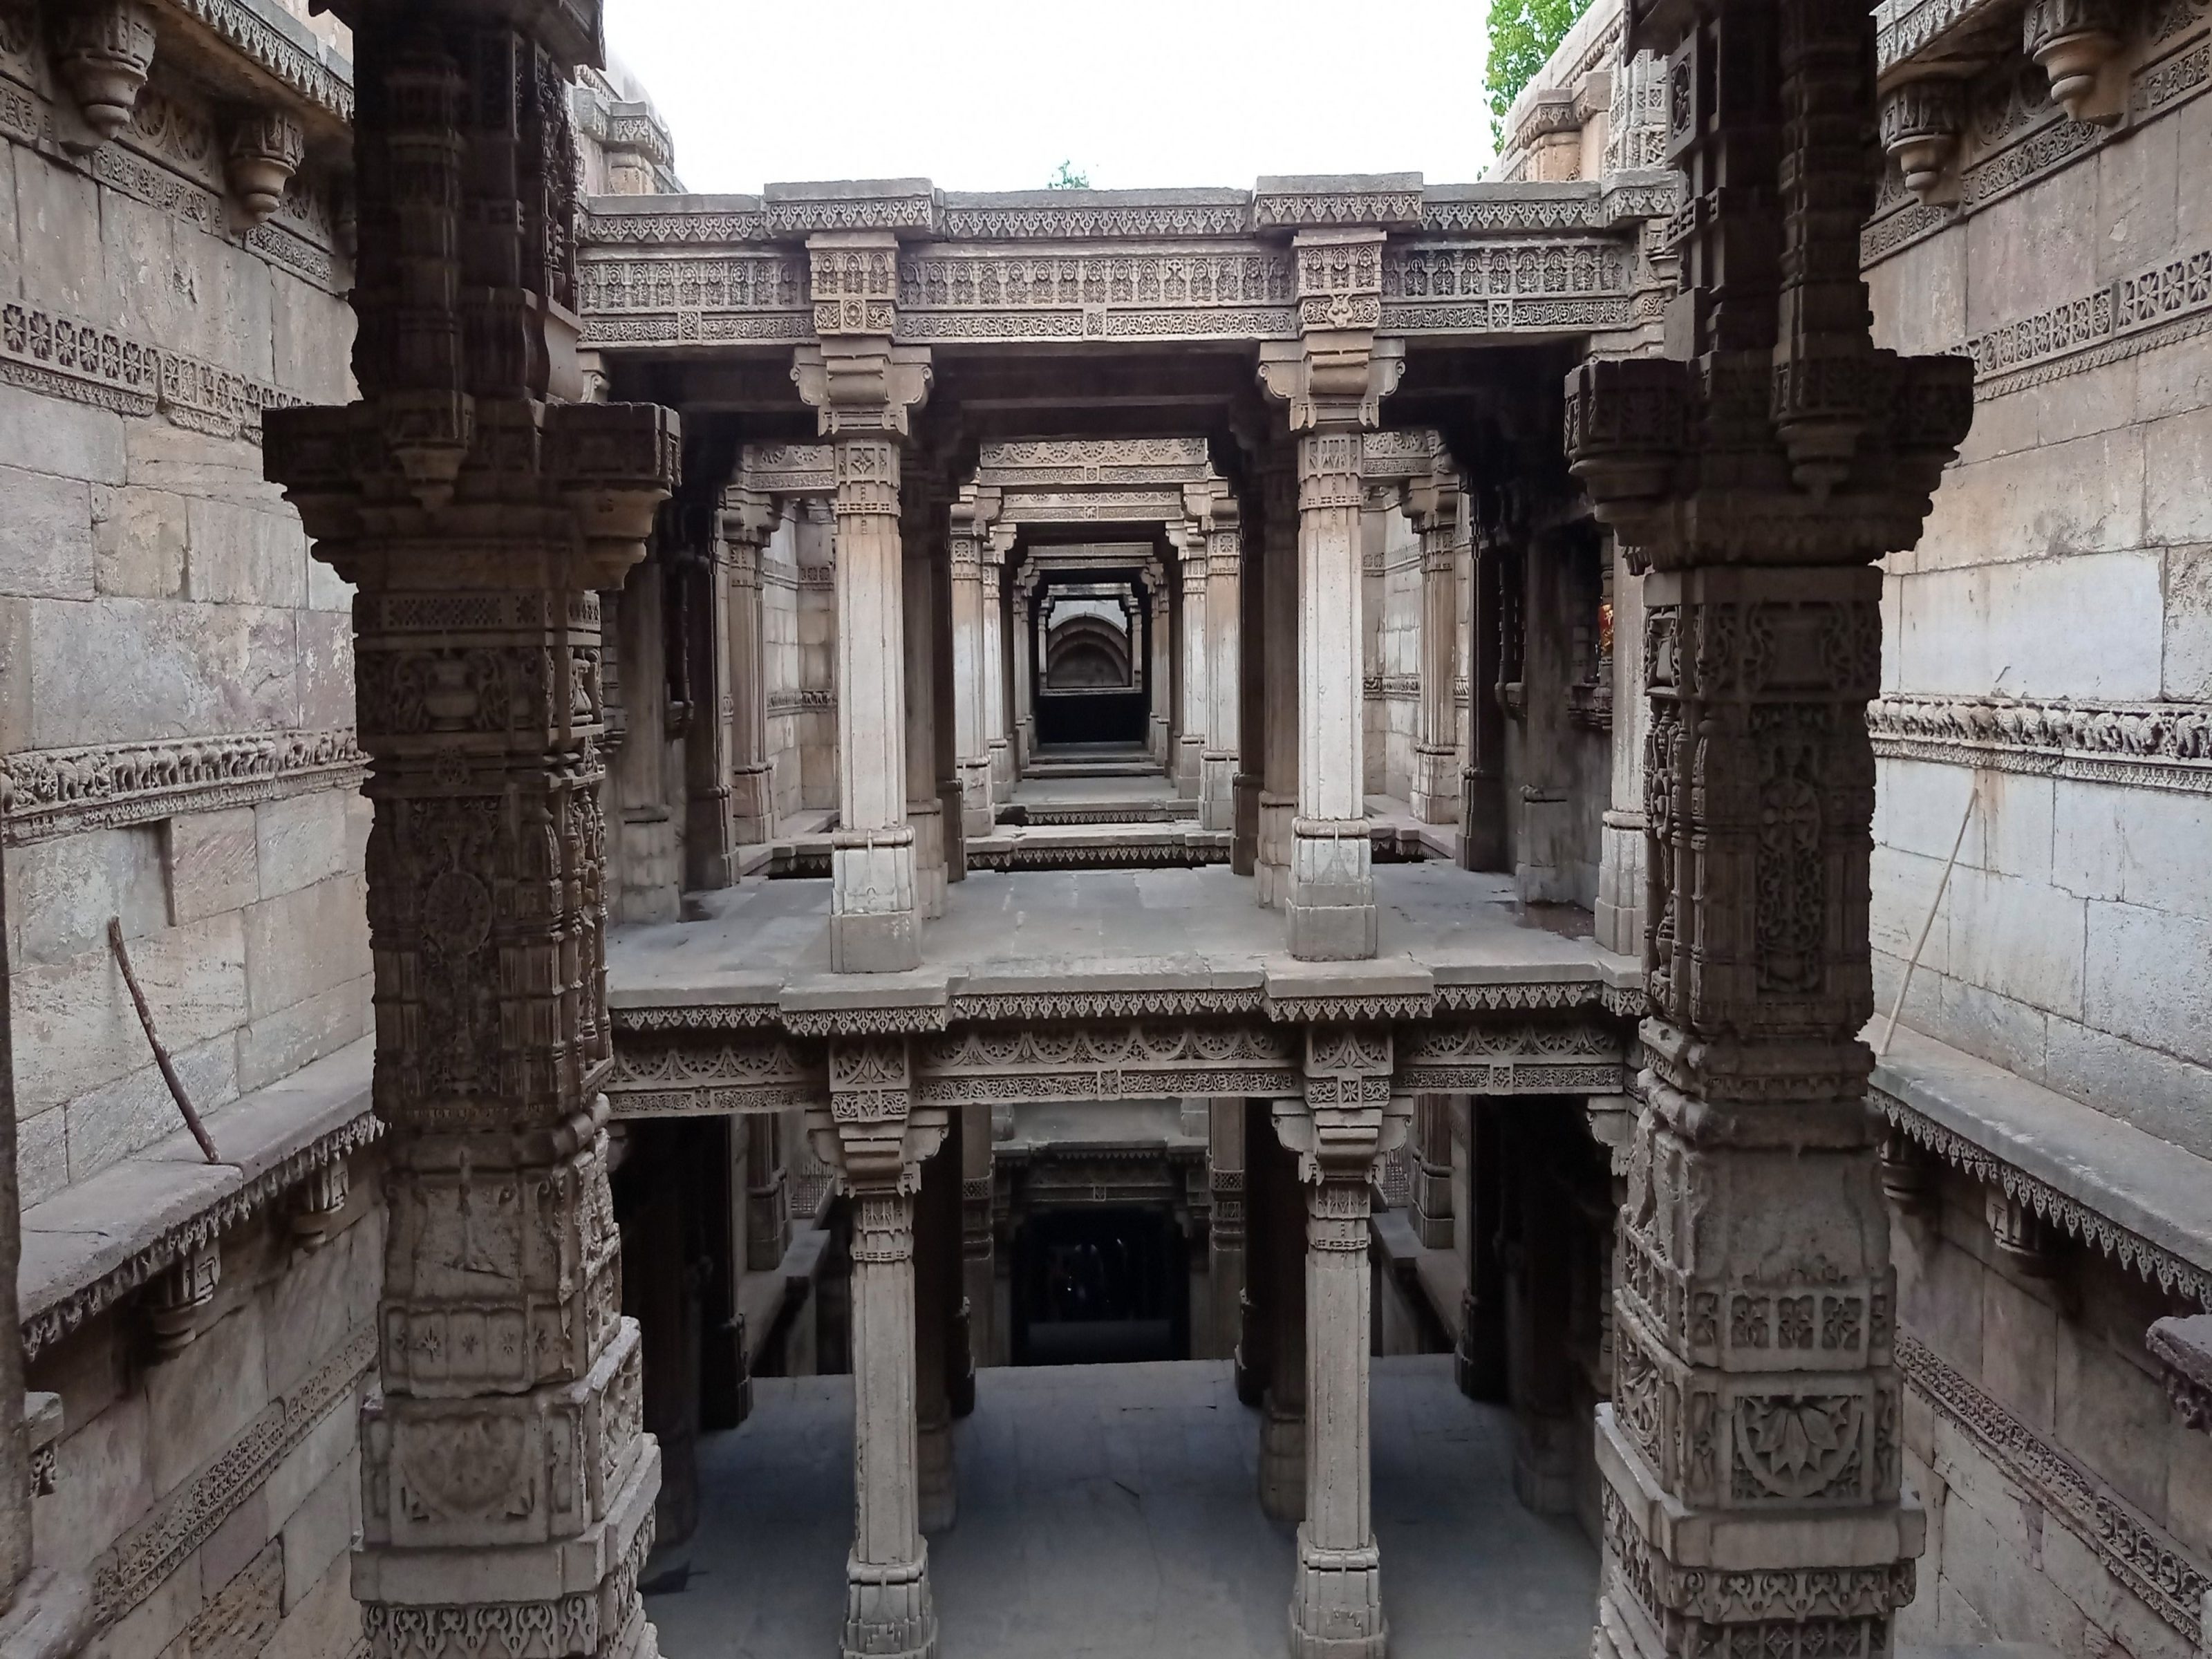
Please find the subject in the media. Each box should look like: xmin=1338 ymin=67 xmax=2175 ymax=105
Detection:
xmin=1 ymin=727 xmax=366 ymax=846
xmin=1867 ymin=693 xmax=2212 ymax=795
xmin=162 ymin=0 xmax=355 ymax=123
xmin=1871 ymin=1086 xmax=2212 ymax=1309
xmin=1362 ymin=673 xmax=1421 ymax=700
xmin=1898 ymin=1329 xmax=2210 ymax=1644
xmin=0 ymin=300 xmax=313 ymax=442
xmin=89 ymin=1321 xmax=375 ymax=1627
xmin=767 ymin=688 xmax=835 ymax=715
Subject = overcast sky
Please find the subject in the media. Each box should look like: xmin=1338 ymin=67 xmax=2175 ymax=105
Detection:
xmin=602 ymin=1 xmax=1498 ymax=197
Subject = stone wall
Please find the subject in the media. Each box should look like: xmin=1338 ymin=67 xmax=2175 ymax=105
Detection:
xmin=0 ymin=2 xmax=366 ymax=1201
xmin=1891 ymin=1167 xmax=2212 ymax=1659
xmin=1864 ymin=6 xmax=2212 ymax=1158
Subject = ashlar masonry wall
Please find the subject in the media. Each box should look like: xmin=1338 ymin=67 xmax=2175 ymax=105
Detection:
xmin=1865 ymin=4 xmax=2212 ymax=1160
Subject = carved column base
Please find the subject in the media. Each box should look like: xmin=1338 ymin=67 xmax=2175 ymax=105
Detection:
xmin=1232 ymin=771 xmax=1262 ymax=877
xmin=733 ymin=765 xmax=776 ymax=846
xmin=1288 ymin=1532 xmax=1386 ymax=1659
xmin=1171 ymin=733 xmax=1202 ymax=797
xmin=1286 ymin=821 xmax=1377 ymax=961
xmin=957 ymin=758 xmax=993 ymax=839
xmin=1456 ymin=767 xmax=1506 ymax=872
xmin=917 ymin=1407 xmax=956 ymax=1534
xmin=988 ymin=737 xmax=1013 ymax=791
xmin=1015 ymin=718 xmax=1034 ymax=773
xmin=358 ymin=1423 xmax=662 ymax=1659
xmin=1411 ymin=745 xmax=1459 ymax=827
xmin=1200 ymin=751 xmax=1237 ymax=831
xmin=1593 ymin=809 xmax=1644 ymax=958
xmin=831 ymin=828 xmax=921 ymax=972
xmin=842 ymin=1551 xmax=937 ymax=1659
xmin=1259 ymin=1387 xmax=1306 ymax=1521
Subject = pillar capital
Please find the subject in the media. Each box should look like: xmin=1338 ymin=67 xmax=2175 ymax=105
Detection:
xmin=794 ymin=340 xmax=933 ymax=439
xmin=1257 ymin=335 xmax=1406 ymax=435
xmin=809 ymin=1037 xmax=949 ymax=1196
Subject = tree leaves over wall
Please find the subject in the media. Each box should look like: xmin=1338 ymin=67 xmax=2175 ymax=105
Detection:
xmin=1485 ymin=0 xmax=1594 ymax=147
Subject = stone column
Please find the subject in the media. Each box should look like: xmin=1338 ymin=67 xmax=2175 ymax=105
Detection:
xmin=913 ymin=1128 xmax=958 ymax=1535
xmin=721 ymin=487 xmax=778 ymax=845
xmin=1255 ymin=427 xmax=1299 ymax=909
xmin=949 ymin=500 xmax=993 ymax=839
xmin=1562 ymin=4 xmax=1972 ymax=1658
xmin=809 ymin=1039 xmax=947 ymax=1659
xmin=1012 ymin=573 xmax=1037 ymax=774
xmin=1259 ymin=238 xmax=1403 ymax=961
xmin=982 ymin=527 xmax=1014 ymax=793
xmin=1459 ymin=516 xmax=1510 ymax=872
xmin=1255 ymin=1111 xmax=1305 ymax=1521
xmin=1236 ymin=1095 xmax=1274 ymax=1408
xmin=901 ymin=487 xmax=948 ymax=920
xmin=794 ymin=256 xmax=932 ymax=971
xmin=1406 ymin=458 xmax=1463 ymax=827
xmin=746 ymin=1114 xmax=788 ymax=1271
xmin=1202 ymin=501 xmax=1243 ymax=832
xmin=1234 ymin=468 xmax=1268 ymax=877
xmin=1409 ymin=1093 xmax=1454 ymax=1250
xmin=1148 ymin=561 xmax=1174 ymax=769
xmin=1277 ymin=1028 xmax=1409 ymax=1658
xmin=1207 ymin=1100 xmax=1247 ymax=1362
xmin=263 ymin=9 xmax=675 ymax=1656
xmin=1595 ymin=534 xmax=1648 ymax=956
xmin=958 ymin=1102 xmax=994 ymax=1409
xmin=681 ymin=532 xmax=739 ymax=890
xmin=1177 ymin=524 xmax=1208 ymax=798
xmin=1456 ymin=1098 xmax=1508 ymax=1400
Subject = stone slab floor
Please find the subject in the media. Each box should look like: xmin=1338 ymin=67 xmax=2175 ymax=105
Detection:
xmin=644 ymin=1354 xmax=1598 ymax=1659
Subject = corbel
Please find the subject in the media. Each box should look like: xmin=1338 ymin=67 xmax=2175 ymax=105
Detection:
xmin=225 ymin=108 xmax=306 ymax=228
xmin=1879 ymin=77 xmax=1968 ymax=205
xmin=2023 ymin=0 xmax=2126 ymax=123
xmin=290 ymin=1157 xmax=350 ymax=1248
xmin=1985 ymin=1186 xmax=2065 ymax=1280
xmin=144 ymin=1239 xmax=220 ymax=1358
xmin=2147 ymin=1315 xmax=2212 ymax=1434
xmin=55 ymin=0 xmax=157 ymax=153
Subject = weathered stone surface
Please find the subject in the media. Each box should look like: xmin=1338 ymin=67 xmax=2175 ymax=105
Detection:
xmin=167 ymin=808 xmax=261 ymax=926
xmin=27 ymin=596 xmax=302 ymax=747
xmin=241 ymin=874 xmax=366 ymax=1021
xmin=252 ymin=789 xmax=350 ymax=900
xmin=8 ymin=823 xmax=169 ymax=964
xmin=0 ymin=466 xmax=95 ymax=601
xmin=234 ymin=973 xmax=369 ymax=1096
xmin=2081 ymin=901 xmax=2212 ymax=1068
xmin=33 ymin=1388 xmax=152 ymax=1572
xmin=145 ymin=1300 xmax=270 ymax=1496
xmin=183 ymin=497 xmax=309 ymax=610
xmin=93 ymin=485 xmax=189 ymax=600
xmin=1893 ymin=552 xmax=2164 ymax=700
xmin=2144 ymin=405 xmax=2212 ymax=547
xmin=276 ymin=1454 xmax=355 ymax=1613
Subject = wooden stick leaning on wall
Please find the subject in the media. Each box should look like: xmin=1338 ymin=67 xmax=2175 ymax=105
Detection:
xmin=106 ymin=917 xmax=221 ymax=1163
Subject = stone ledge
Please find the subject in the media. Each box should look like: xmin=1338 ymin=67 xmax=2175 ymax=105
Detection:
xmin=19 ymin=1037 xmax=375 ymax=1360
xmin=1870 ymin=1023 xmax=2212 ymax=1309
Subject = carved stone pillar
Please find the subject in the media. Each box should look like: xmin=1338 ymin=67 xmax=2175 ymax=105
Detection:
xmin=1563 ymin=6 xmax=1973 ymax=1659
xmin=1255 ymin=1109 xmax=1305 ymax=1521
xmin=1275 ymin=1028 xmax=1409 ymax=1659
xmin=807 ymin=1040 xmax=947 ymax=1659
xmin=1407 ymin=460 xmax=1463 ymax=827
xmin=948 ymin=500 xmax=993 ymax=840
xmin=1177 ymin=524 xmax=1209 ymax=798
xmin=901 ymin=487 xmax=948 ymax=921
xmin=1202 ymin=501 xmax=1243 ymax=832
xmin=1255 ymin=426 xmax=1299 ymax=909
xmin=982 ymin=528 xmax=1014 ymax=793
xmin=1259 ymin=236 xmax=1403 ymax=960
xmin=1234 ymin=467 xmax=1268 ymax=877
xmin=263 ymin=10 xmax=676 ymax=1658
xmin=1149 ymin=564 xmax=1174 ymax=770
xmin=1012 ymin=574 xmax=1037 ymax=775
xmin=1207 ymin=1100 xmax=1247 ymax=1362
xmin=1409 ymin=1093 xmax=1454 ymax=1251
xmin=957 ymin=1102 xmax=993 ymax=1409
xmin=680 ymin=525 xmax=738 ymax=892
xmin=745 ymin=1114 xmax=787 ymax=1271
xmin=1459 ymin=518 xmax=1510 ymax=872
xmin=912 ymin=1129 xmax=958 ymax=1535
xmin=720 ymin=488 xmax=778 ymax=846
xmin=794 ymin=265 xmax=932 ymax=971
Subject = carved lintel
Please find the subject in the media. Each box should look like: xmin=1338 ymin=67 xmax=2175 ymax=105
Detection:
xmin=57 ymin=0 xmax=157 ymax=151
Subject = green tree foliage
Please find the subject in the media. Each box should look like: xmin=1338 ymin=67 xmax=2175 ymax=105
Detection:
xmin=1047 ymin=160 xmax=1092 ymax=189
xmin=1485 ymin=0 xmax=1593 ymax=147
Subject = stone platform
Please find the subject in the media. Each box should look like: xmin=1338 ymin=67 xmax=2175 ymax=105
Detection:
xmin=642 ymin=1356 xmax=1600 ymax=1659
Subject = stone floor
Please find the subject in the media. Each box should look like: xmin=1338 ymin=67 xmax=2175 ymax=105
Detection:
xmin=644 ymin=1356 xmax=1600 ymax=1659
xmin=608 ymin=864 xmax=1631 ymax=1009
